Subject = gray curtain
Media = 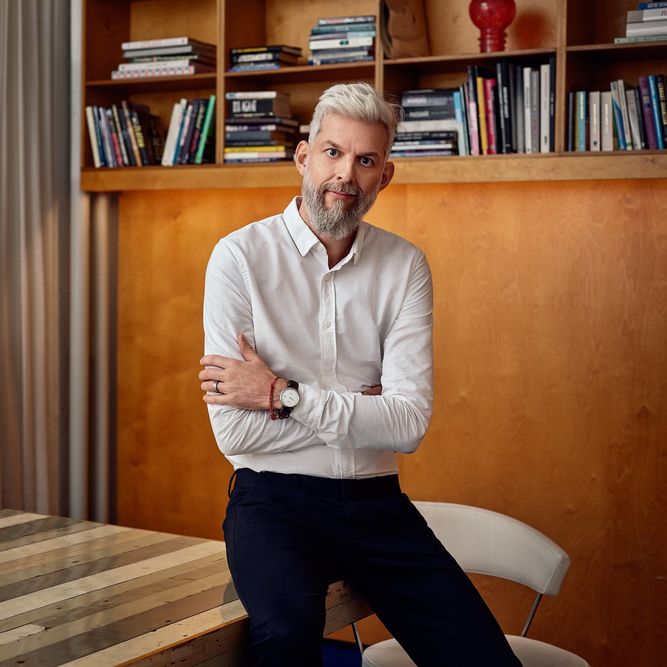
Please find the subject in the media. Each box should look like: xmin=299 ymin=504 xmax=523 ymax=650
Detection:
xmin=0 ymin=0 xmax=115 ymax=521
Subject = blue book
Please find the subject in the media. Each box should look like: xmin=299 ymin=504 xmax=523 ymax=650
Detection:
xmin=638 ymin=2 xmax=667 ymax=8
xmin=647 ymin=75 xmax=665 ymax=149
xmin=452 ymin=90 xmax=468 ymax=155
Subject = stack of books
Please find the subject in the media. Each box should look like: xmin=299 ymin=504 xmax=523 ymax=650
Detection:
xmin=111 ymin=36 xmax=216 ymax=79
xmin=616 ymin=2 xmax=667 ymax=43
xmin=161 ymin=95 xmax=216 ymax=165
xmin=391 ymin=89 xmax=461 ymax=158
xmin=85 ymin=101 xmax=165 ymax=168
xmin=568 ymin=74 xmax=667 ymax=152
xmin=227 ymin=45 xmax=302 ymax=72
xmin=463 ymin=59 xmax=555 ymax=156
xmin=224 ymin=91 xmax=298 ymax=163
xmin=307 ymin=15 xmax=376 ymax=65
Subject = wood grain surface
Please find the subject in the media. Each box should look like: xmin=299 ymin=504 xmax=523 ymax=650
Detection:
xmin=0 ymin=510 xmax=369 ymax=665
xmin=116 ymin=178 xmax=667 ymax=666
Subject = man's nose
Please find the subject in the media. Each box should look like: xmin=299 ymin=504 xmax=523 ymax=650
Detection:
xmin=335 ymin=155 xmax=356 ymax=182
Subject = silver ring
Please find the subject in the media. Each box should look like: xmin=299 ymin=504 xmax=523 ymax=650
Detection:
xmin=214 ymin=380 xmax=221 ymax=393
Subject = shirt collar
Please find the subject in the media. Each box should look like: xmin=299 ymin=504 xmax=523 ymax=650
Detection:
xmin=283 ymin=196 xmax=368 ymax=266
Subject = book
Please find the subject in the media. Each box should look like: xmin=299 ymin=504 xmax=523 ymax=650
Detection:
xmin=483 ymin=77 xmax=498 ymax=154
xmin=540 ymin=62 xmax=550 ymax=153
xmin=162 ymin=99 xmax=187 ymax=165
xmin=495 ymin=60 xmax=512 ymax=153
xmin=627 ymin=8 xmax=667 ymax=21
xmin=195 ymin=95 xmax=216 ymax=164
xmin=617 ymin=79 xmax=634 ymax=150
xmin=400 ymin=89 xmax=456 ymax=108
xmin=227 ymin=93 xmax=291 ymax=118
xmin=523 ymin=67 xmax=533 ymax=153
xmin=111 ymin=64 xmax=210 ymax=78
xmin=513 ymin=64 xmax=524 ymax=153
xmin=601 ymin=91 xmax=614 ymax=151
xmin=308 ymin=36 xmax=373 ymax=50
xmin=85 ymin=106 xmax=103 ymax=167
xmin=657 ymin=74 xmax=667 ymax=144
xmin=310 ymin=23 xmax=376 ymax=34
xmin=638 ymin=75 xmax=660 ymax=148
xmin=625 ymin=87 xmax=644 ymax=149
xmin=396 ymin=119 xmax=460 ymax=133
xmin=610 ymin=81 xmax=627 ymax=150
xmin=575 ymin=90 xmax=587 ymax=152
xmin=453 ymin=89 xmax=469 ymax=156
xmin=530 ymin=68 xmax=540 ymax=153
xmin=464 ymin=73 xmax=480 ymax=155
xmin=548 ymin=56 xmax=556 ymax=152
xmin=403 ymin=107 xmax=456 ymax=120
xmin=120 ymin=44 xmax=216 ymax=59
xmin=589 ymin=91 xmax=601 ymax=151
xmin=614 ymin=34 xmax=667 ymax=42
xmin=317 ymin=15 xmax=376 ymax=25
xmin=230 ymin=44 xmax=302 ymax=56
xmin=567 ymin=91 xmax=574 ymax=151
xmin=121 ymin=100 xmax=142 ymax=165
xmin=647 ymin=75 xmax=665 ymax=148
xmin=122 ymin=36 xmax=215 ymax=51
xmin=639 ymin=2 xmax=667 ymax=8
xmin=626 ymin=19 xmax=667 ymax=35
xmin=307 ymin=54 xmax=374 ymax=65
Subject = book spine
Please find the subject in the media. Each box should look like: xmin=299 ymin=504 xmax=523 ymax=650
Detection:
xmin=589 ymin=91 xmax=601 ymax=151
xmin=540 ymin=63 xmax=550 ymax=153
xmin=162 ymin=99 xmax=186 ymax=165
xmin=401 ymin=94 xmax=455 ymax=108
xmin=627 ymin=8 xmax=667 ymax=21
xmin=85 ymin=106 xmax=102 ymax=168
xmin=97 ymin=107 xmax=114 ymax=167
xmin=514 ymin=64 xmax=524 ymax=153
xmin=656 ymin=74 xmax=667 ymax=144
xmin=308 ymin=36 xmax=373 ymax=49
xmin=453 ymin=89 xmax=469 ymax=156
xmin=648 ymin=75 xmax=665 ymax=148
xmin=625 ymin=19 xmax=667 ymax=35
xmin=465 ymin=67 xmax=480 ymax=155
xmin=184 ymin=100 xmax=206 ymax=164
xmin=174 ymin=102 xmax=194 ymax=164
xmin=601 ymin=91 xmax=614 ymax=151
xmin=111 ymin=105 xmax=130 ymax=165
xmin=625 ymin=88 xmax=644 ymax=149
xmin=610 ymin=81 xmax=627 ymax=150
xmin=122 ymin=36 xmax=190 ymax=50
xmin=523 ymin=67 xmax=532 ymax=153
xmin=485 ymin=78 xmax=499 ymax=154
xmin=548 ymin=55 xmax=556 ymax=152
xmin=575 ymin=90 xmax=587 ymax=152
xmin=530 ymin=68 xmax=540 ymax=153
xmin=106 ymin=109 xmax=124 ymax=166
xmin=495 ymin=60 xmax=511 ymax=153
xmin=617 ymin=80 xmax=634 ymax=150
xmin=638 ymin=76 xmax=659 ymax=148
xmin=317 ymin=15 xmax=376 ymax=25
xmin=567 ymin=91 xmax=574 ymax=151
xmin=129 ymin=109 xmax=150 ymax=165
xmin=634 ymin=88 xmax=648 ymax=149
xmin=112 ymin=65 xmax=198 ymax=79
xmin=639 ymin=1 xmax=667 ymax=8
xmin=476 ymin=73 xmax=489 ymax=155
xmin=121 ymin=101 xmax=143 ymax=166
xmin=195 ymin=95 xmax=216 ymax=164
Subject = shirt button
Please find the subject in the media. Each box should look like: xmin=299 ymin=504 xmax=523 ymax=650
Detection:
xmin=323 ymin=320 xmax=332 ymax=329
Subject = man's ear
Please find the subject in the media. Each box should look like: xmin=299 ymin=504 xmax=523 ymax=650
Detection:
xmin=294 ymin=140 xmax=309 ymax=176
xmin=378 ymin=160 xmax=395 ymax=192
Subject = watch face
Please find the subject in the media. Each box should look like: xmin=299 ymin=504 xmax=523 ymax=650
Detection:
xmin=281 ymin=387 xmax=300 ymax=408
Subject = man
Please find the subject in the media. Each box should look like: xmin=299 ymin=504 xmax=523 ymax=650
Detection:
xmin=199 ymin=83 xmax=520 ymax=666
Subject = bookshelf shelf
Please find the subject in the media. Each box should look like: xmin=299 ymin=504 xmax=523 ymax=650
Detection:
xmin=80 ymin=151 xmax=667 ymax=191
xmin=80 ymin=0 xmax=667 ymax=190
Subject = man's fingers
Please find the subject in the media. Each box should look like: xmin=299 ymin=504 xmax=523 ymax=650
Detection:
xmin=200 ymin=354 xmax=230 ymax=368
xmin=362 ymin=384 xmax=383 ymax=396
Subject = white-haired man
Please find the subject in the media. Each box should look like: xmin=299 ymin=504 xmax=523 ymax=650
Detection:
xmin=200 ymin=83 xmax=520 ymax=667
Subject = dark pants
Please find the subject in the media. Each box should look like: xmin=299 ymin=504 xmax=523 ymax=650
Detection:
xmin=223 ymin=468 xmax=521 ymax=667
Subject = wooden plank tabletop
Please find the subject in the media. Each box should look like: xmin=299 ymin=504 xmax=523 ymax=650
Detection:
xmin=0 ymin=509 xmax=370 ymax=666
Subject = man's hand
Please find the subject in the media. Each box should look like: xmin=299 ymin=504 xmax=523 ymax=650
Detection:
xmin=362 ymin=384 xmax=383 ymax=396
xmin=200 ymin=334 xmax=284 ymax=410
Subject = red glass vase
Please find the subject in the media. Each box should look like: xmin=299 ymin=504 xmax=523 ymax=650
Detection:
xmin=469 ymin=0 xmax=517 ymax=53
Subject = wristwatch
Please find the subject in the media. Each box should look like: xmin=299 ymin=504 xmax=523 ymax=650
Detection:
xmin=277 ymin=380 xmax=300 ymax=419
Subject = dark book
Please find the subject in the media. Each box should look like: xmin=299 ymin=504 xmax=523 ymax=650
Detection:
xmin=647 ymin=75 xmax=665 ymax=148
xmin=224 ymin=115 xmax=298 ymax=127
xmin=403 ymin=106 xmax=456 ymax=120
xmin=638 ymin=75 xmax=659 ymax=149
xmin=495 ymin=60 xmax=512 ymax=153
xmin=122 ymin=44 xmax=217 ymax=59
xmin=111 ymin=104 xmax=134 ymax=166
xmin=567 ymin=91 xmax=575 ymax=152
xmin=656 ymin=74 xmax=667 ymax=144
xmin=182 ymin=99 xmax=207 ymax=164
xmin=548 ymin=55 xmax=556 ymax=151
xmin=400 ymin=89 xmax=456 ymax=109
xmin=225 ymin=129 xmax=294 ymax=142
xmin=230 ymin=44 xmax=302 ymax=56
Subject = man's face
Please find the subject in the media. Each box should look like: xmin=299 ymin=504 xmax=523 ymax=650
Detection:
xmin=294 ymin=113 xmax=394 ymax=240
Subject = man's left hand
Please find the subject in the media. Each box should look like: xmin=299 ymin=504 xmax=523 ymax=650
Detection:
xmin=200 ymin=334 xmax=281 ymax=410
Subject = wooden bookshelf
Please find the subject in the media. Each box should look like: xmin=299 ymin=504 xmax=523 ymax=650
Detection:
xmin=80 ymin=0 xmax=667 ymax=189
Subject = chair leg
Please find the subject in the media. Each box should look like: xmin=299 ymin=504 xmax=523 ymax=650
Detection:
xmin=351 ymin=621 xmax=364 ymax=654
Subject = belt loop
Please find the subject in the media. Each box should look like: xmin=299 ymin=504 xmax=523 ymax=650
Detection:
xmin=227 ymin=469 xmax=238 ymax=498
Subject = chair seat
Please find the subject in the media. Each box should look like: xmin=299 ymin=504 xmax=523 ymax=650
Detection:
xmin=506 ymin=635 xmax=590 ymax=666
xmin=361 ymin=636 xmax=590 ymax=667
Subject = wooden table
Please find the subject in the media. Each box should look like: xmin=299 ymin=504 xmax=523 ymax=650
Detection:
xmin=0 ymin=509 xmax=371 ymax=666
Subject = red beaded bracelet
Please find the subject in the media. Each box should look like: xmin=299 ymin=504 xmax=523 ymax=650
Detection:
xmin=268 ymin=376 xmax=280 ymax=420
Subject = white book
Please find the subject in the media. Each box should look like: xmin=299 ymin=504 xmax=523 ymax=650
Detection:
xmin=118 ymin=59 xmax=211 ymax=72
xmin=224 ymin=90 xmax=287 ymax=100
xmin=626 ymin=18 xmax=667 ymax=35
xmin=397 ymin=119 xmax=459 ymax=133
xmin=121 ymin=36 xmax=212 ymax=50
xmin=601 ymin=91 xmax=614 ymax=151
xmin=625 ymin=88 xmax=643 ymax=149
xmin=85 ymin=106 xmax=102 ymax=167
xmin=161 ymin=99 xmax=187 ymax=166
xmin=627 ymin=8 xmax=667 ymax=22
xmin=589 ymin=91 xmax=601 ymax=151
xmin=540 ymin=63 xmax=550 ymax=153
xmin=308 ymin=36 xmax=373 ymax=50
xmin=523 ymin=66 xmax=532 ymax=153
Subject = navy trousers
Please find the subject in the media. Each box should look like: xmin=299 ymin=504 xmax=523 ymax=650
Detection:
xmin=223 ymin=469 xmax=521 ymax=667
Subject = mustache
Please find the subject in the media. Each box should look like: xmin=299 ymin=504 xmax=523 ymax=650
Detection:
xmin=321 ymin=182 xmax=361 ymax=197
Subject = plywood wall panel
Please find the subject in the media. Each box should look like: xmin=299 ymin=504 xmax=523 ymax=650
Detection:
xmin=117 ymin=179 xmax=667 ymax=666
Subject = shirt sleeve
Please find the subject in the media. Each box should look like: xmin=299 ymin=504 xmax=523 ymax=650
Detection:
xmin=289 ymin=250 xmax=434 ymax=453
xmin=203 ymin=239 xmax=323 ymax=456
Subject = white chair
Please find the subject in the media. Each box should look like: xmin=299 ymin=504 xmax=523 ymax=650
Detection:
xmin=361 ymin=501 xmax=589 ymax=667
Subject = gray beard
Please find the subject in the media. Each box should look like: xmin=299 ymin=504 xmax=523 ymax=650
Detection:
xmin=301 ymin=174 xmax=379 ymax=240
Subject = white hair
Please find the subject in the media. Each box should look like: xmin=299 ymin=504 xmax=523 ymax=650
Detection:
xmin=307 ymin=82 xmax=402 ymax=156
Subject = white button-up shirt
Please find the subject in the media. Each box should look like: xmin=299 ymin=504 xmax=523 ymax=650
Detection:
xmin=204 ymin=197 xmax=433 ymax=479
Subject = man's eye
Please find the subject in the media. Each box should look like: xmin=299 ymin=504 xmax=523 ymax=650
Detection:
xmin=360 ymin=156 xmax=374 ymax=166
xmin=326 ymin=148 xmax=339 ymax=157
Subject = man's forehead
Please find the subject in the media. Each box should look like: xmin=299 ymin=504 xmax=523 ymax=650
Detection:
xmin=315 ymin=113 xmax=389 ymax=152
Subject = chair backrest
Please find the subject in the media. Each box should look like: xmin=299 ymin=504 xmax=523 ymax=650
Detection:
xmin=413 ymin=501 xmax=570 ymax=596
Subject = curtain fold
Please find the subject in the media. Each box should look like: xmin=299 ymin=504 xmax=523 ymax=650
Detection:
xmin=0 ymin=0 xmax=115 ymax=522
